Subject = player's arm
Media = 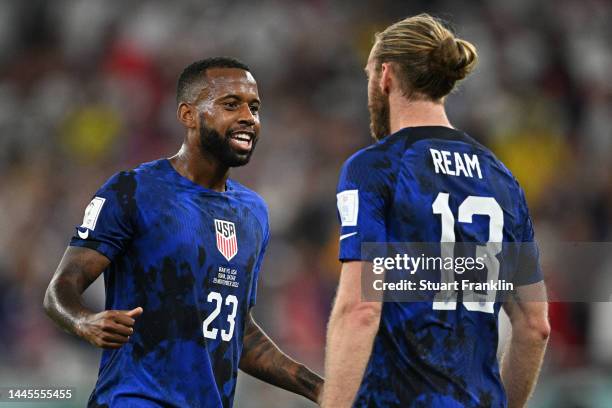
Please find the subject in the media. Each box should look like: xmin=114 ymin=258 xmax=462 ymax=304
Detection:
xmin=239 ymin=312 xmax=323 ymax=404
xmin=43 ymin=246 xmax=142 ymax=349
xmin=501 ymin=281 xmax=550 ymax=408
xmin=322 ymin=261 xmax=382 ymax=408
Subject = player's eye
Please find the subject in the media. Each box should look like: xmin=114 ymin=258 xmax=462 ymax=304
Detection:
xmin=249 ymin=105 xmax=259 ymax=114
xmin=224 ymin=102 xmax=238 ymax=110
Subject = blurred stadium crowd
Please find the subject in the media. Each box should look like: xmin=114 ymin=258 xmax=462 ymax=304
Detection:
xmin=0 ymin=0 xmax=611 ymax=406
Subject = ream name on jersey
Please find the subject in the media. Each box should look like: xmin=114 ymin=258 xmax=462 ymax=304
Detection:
xmin=430 ymin=148 xmax=483 ymax=179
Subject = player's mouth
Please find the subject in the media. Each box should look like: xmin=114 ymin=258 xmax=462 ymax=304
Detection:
xmin=228 ymin=131 xmax=255 ymax=152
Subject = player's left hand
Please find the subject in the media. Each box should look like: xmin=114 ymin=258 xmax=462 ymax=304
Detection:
xmin=77 ymin=307 xmax=143 ymax=349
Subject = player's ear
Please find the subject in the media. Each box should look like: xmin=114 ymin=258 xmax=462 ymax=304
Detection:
xmin=379 ymin=62 xmax=393 ymax=95
xmin=177 ymin=102 xmax=197 ymax=129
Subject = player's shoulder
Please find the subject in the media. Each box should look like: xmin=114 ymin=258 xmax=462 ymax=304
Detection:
xmin=463 ymin=138 xmax=524 ymax=194
xmin=343 ymin=133 xmax=404 ymax=170
xmin=339 ymin=134 xmax=405 ymax=190
xmin=443 ymin=131 xmax=527 ymax=207
xmin=130 ymin=158 xmax=171 ymax=180
xmin=98 ymin=159 xmax=165 ymax=190
xmin=228 ymin=179 xmax=269 ymax=222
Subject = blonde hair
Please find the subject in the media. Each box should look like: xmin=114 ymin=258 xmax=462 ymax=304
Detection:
xmin=372 ymin=13 xmax=478 ymax=100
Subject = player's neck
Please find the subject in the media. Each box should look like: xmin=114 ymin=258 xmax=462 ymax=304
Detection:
xmin=169 ymin=144 xmax=229 ymax=192
xmin=389 ymin=94 xmax=452 ymax=133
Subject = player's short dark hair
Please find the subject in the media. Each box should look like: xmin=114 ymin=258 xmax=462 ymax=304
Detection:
xmin=176 ymin=57 xmax=251 ymax=104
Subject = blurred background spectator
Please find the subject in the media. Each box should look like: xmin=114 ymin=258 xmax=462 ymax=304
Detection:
xmin=0 ymin=0 xmax=611 ymax=406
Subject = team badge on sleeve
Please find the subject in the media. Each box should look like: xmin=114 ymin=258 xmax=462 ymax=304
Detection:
xmin=337 ymin=190 xmax=359 ymax=226
xmin=214 ymin=219 xmax=238 ymax=261
xmin=78 ymin=197 xmax=106 ymax=238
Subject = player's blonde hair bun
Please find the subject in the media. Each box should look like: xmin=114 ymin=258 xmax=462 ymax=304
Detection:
xmin=428 ymin=36 xmax=478 ymax=82
xmin=373 ymin=13 xmax=478 ymax=100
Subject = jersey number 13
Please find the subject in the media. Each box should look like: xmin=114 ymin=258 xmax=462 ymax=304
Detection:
xmin=431 ymin=192 xmax=503 ymax=314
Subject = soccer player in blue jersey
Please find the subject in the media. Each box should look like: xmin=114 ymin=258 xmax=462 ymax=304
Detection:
xmin=322 ymin=15 xmax=550 ymax=408
xmin=44 ymin=57 xmax=323 ymax=407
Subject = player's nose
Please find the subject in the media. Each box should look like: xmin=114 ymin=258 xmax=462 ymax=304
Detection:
xmin=237 ymin=105 xmax=256 ymax=126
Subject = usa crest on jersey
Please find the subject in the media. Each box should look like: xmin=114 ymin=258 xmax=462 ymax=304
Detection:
xmin=214 ymin=219 xmax=238 ymax=261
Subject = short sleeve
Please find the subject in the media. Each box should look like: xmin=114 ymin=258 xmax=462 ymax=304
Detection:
xmin=513 ymin=187 xmax=543 ymax=286
xmin=69 ymin=171 xmax=137 ymax=262
xmin=336 ymin=153 xmax=390 ymax=262
xmin=248 ymin=220 xmax=270 ymax=308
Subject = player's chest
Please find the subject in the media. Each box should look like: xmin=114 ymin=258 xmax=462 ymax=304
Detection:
xmin=136 ymin=195 xmax=264 ymax=268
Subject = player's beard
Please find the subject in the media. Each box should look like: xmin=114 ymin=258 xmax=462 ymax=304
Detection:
xmin=368 ymin=84 xmax=391 ymax=141
xmin=198 ymin=118 xmax=257 ymax=168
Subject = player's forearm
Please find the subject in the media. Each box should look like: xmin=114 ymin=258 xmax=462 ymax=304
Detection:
xmin=44 ymin=272 xmax=93 ymax=338
xmin=501 ymin=326 xmax=549 ymax=408
xmin=239 ymin=316 xmax=323 ymax=403
xmin=322 ymin=304 xmax=380 ymax=407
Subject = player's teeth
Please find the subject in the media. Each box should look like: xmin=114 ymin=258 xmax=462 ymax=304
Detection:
xmin=233 ymin=133 xmax=251 ymax=141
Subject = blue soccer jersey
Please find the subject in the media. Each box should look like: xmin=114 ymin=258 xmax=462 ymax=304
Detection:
xmin=336 ymin=126 xmax=542 ymax=408
xmin=70 ymin=159 xmax=269 ymax=408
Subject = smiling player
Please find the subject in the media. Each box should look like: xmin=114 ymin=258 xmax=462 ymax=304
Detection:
xmin=44 ymin=57 xmax=323 ymax=407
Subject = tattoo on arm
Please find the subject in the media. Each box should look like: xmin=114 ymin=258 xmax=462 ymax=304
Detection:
xmin=44 ymin=247 xmax=108 ymax=336
xmin=239 ymin=315 xmax=323 ymax=403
